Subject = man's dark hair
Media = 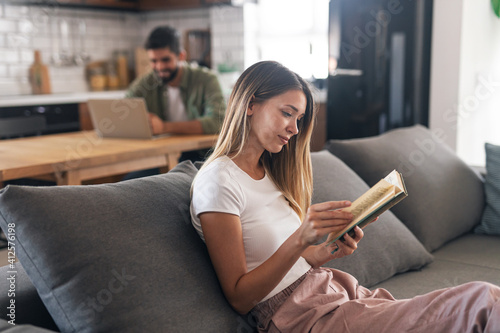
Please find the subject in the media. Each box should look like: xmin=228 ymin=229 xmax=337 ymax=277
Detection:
xmin=144 ymin=26 xmax=181 ymax=54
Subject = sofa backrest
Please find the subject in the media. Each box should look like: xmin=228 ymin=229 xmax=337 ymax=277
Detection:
xmin=325 ymin=125 xmax=486 ymax=251
xmin=0 ymin=161 xmax=256 ymax=333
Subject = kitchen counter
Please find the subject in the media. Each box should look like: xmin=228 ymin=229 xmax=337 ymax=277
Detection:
xmin=0 ymin=90 xmax=127 ymax=108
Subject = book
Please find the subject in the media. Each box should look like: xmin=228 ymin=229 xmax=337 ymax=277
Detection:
xmin=326 ymin=169 xmax=408 ymax=246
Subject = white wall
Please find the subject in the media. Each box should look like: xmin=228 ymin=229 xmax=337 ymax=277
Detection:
xmin=456 ymin=0 xmax=500 ymax=165
xmin=428 ymin=0 xmax=463 ymax=151
xmin=430 ymin=0 xmax=500 ymax=166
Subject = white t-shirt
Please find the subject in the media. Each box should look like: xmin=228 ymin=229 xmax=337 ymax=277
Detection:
xmin=163 ymin=86 xmax=188 ymax=122
xmin=190 ymin=156 xmax=311 ymax=302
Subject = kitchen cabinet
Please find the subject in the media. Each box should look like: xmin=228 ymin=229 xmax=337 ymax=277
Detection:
xmin=139 ymin=0 xmax=233 ymax=11
xmin=139 ymin=0 xmax=202 ymax=10
xmin=20 ymin=0 xmax=236 ymax=10
xmin=57 ymin=0 xmax=85 ymax=4
xmin=83 ymin=0 xmax=139 ymax=10
xmin=39 ymin=0 xmax=139 ymax=10
xmin=0 ymin=90 xmax=126 ymax=136
xmin=78 ymin=102 xmax=94 ymax=131
xmin=202 ymin=0 xmax=232 ymax=4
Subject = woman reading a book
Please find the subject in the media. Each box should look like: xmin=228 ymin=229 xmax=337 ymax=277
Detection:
xmin=190 ymin=61 xmax=500 ymax=332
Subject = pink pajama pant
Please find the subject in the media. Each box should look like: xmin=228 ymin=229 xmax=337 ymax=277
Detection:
xmin=251 ymin=268 xmax=500 ymax=332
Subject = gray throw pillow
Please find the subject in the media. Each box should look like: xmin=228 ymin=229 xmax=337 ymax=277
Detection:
xmin=0 ymin=162 xmax=251 ymax=333
xmin=324 ymin=125 xmax=485 ymax=252
xmin=311 ymin=151 xmax=433 ymax=287
xmin=475 ymin=143 xmax=500 ymax=235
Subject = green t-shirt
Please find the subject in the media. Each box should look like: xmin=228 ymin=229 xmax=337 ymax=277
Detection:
xmin=125 ymin=64 xmax=226 ymax=134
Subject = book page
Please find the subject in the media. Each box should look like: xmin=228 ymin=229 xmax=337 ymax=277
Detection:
xmin=384 ymin=170 xmax=399 ymax=186
xmin=342 ymin=180 xmax=395 ymax=226
xmin=384 ymin=169 xmax=405 ymax=191
xmin=327 ymin=170 xmax=407 ymax=245
xmin=326 ymin=180 xmax=395 ymax=244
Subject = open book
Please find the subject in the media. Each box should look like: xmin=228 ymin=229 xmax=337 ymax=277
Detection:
xmin=326 ymin=169 xmax=408 ymax=246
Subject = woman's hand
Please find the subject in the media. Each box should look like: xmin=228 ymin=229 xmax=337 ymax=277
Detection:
xmin=301 ymin=226 xmax=363 ymax=268
xmin=297 ymin=201 xmax=354 ymax=247
xmin=325 ymin=225 xmax=364 ymax=258
xmin=301 ymin=214 xmax=379 ymax=267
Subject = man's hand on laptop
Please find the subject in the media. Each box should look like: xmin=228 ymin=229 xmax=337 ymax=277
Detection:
xmin=148 ymin=113 xmax=166 ymax=135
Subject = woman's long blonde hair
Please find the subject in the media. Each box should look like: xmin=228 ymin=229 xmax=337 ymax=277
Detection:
xmin=196 ymin=61 xmax=316 ymax=220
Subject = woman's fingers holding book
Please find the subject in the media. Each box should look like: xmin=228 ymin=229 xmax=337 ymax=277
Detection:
xmin=334 ymin=227 xmax=364 ymax=257
xmin=299 ymin=209 xmax=355 ymax=246
xmin=305 ymin=206 xmax=353 ymax=230
xmin=300 ymin=204 xmax=354 ymax=245
xmin=307 ymin=202 xmax=354 ymax=221
xmin=349 ymin=226 xmax=364 ymax=241
xmin=310 ymin=201 xmax=352 ymax=212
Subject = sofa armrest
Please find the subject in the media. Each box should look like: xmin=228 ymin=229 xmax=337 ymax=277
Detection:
xmin=469 ymin=165 xmax=486 ymax=181
xmin=0 ymin=263 xmax=59 ymax=331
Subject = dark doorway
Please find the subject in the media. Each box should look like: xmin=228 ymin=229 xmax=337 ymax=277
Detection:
xmin=327 ymin=0 xmax=433 ymax=139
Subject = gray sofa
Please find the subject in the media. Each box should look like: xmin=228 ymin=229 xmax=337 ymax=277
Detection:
xmin=0 ymin=125 xmax=499 ymax=332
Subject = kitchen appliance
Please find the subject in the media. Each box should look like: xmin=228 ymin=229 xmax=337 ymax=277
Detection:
xmin=0 ymin=103 xmax=80 ymax=140
xmin=327 ymin=0 xmax=433 ymax=140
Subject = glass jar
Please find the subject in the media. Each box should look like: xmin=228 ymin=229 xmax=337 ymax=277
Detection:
xmin=106 ymin=60 xmax=120 ymax=90
xmin=114 ymin=50 xmax=129 ymax=89
xmin=89 ymin=67 xmax=106 ymax=91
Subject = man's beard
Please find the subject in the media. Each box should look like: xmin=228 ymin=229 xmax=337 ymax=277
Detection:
xmin=156 ymin=66 xmax=179 ymax=85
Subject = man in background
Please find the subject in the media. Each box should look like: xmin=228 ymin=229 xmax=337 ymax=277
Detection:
xmin=125 ymin=26 xmax=225 ymax=177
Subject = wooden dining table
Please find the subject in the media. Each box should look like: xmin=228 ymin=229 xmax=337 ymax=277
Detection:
xmin=0 ymin=131 xmax=217 ymax=186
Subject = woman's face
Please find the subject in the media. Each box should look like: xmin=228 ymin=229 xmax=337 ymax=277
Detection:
xmin=247 ymin=89 xmax=307 ymax=154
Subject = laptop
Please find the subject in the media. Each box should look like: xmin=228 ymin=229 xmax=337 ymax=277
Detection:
xmin=87 ymin=98 xmax=170 ymax=139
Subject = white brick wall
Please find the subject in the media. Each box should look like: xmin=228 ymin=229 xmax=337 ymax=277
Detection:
xmin=210 ymin=5 xmax=244 ymax=73
xmin=0 ymin=4 xmax=143 ymax=96
xmin=0 ymin=3 xmax=245 ymax=97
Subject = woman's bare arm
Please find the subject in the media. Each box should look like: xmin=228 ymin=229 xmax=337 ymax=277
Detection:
xmin=200 ymin=200 xmax=355 ymax=314
xmin=301 ymin=226 xmax=364 ymax=268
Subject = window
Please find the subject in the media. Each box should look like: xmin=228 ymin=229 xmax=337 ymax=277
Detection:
xmin=254 ymin=0 xmax=329 ymax=79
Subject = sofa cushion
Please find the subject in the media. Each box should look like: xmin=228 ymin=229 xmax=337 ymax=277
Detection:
xmin=371 ymin=257 xmax=500 ymax=300
xmin=475 ymin=143 xmax=500 ymax=235
xmin=372 ymin=233 xmax=500 ymax=299
xmin=0 ymin=161 xmax=249 ymax=333
xmin=431 ymin=233 xmax=500 ymax=270
xmin=311 ymin=151 xmax=433 ymax=287
xmin=324 ymin=125 xmax=485 ymax=252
